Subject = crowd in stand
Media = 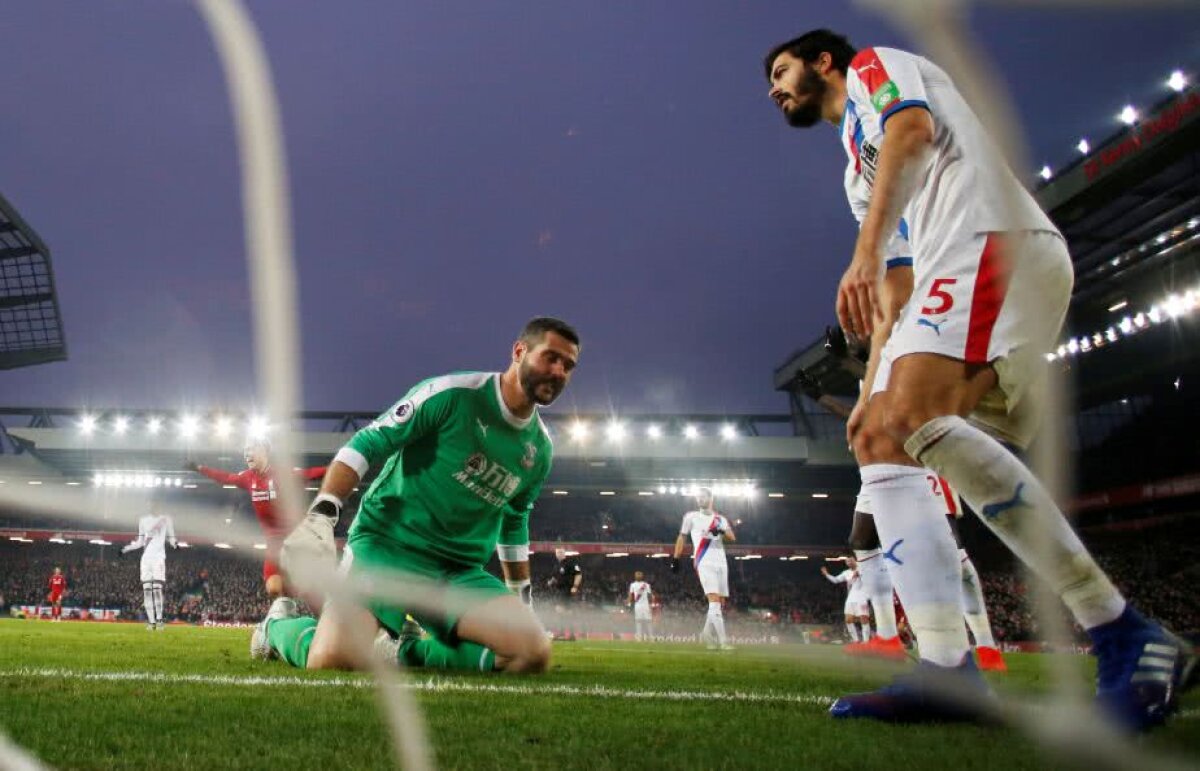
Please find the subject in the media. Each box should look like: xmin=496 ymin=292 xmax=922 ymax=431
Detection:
xmin=1 ymin=519 xmax=1196 ymax=639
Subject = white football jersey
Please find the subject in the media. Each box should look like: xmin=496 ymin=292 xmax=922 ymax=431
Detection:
xmin=680 ymin=510 xmax=730 ymax=567
xmin=128 ymin=514 xmax=176 ymax=561
xmin=840 ymin=46 xmax=1056 ymax=256
xmin=827 ymin=568 xmax=865 ymax=600
xmin=628 ymin=581 xmax=653 ymax=614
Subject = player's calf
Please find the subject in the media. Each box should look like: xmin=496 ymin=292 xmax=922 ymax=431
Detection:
xmin=457 ymin=594 xmax=552 ymax=674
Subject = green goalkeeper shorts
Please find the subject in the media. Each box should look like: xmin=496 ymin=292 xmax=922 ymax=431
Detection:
xmin=342 ymin=531 xmax=510 ymax=640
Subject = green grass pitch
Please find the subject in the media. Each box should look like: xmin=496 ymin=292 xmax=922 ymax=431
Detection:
xmin=1 ymin=619 xmax=1196 ymax=769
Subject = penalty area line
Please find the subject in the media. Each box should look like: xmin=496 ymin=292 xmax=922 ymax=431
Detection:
xmin=0 ymin=667 xmax=830 ymax=707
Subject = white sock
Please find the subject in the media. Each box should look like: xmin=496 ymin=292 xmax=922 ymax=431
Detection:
xmin=143 ymin=583 xmax=157 ymax=624
xmin=846 ymin=621 xmax=860 ymax=642
xmin=860 ymin=622 xmax=872 ymax=642
xmin=907 ymin=415 xmax=1126 ymax=630
xmin=959 ymin=551 xmax=996 ymax=648
xmin=856 ymin=549 xmax=899 ymax=638
xmin=708 ymin=603 xmax=727 ymax=645
xmin=153 ymin=584 xmax=165 ymax=624
xmin=701 ymin=615 xmax=714 ymax=643
xmin=861 ymin=463 xmax=969 ymax=667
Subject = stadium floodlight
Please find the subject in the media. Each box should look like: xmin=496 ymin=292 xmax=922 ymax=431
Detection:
xmin=606 ymin=552 xmax=629 ymax=558
xmin=720 ymin=424 xmax=737 ymax=441
xmin=246 ymin=415 xmax=269 ymax=439
xmin=65 ymin=481 xmax=80 ymax=486
xmin=1076 ymin=138 xmax=1090 ymax=155
xmin=812 ymin=492 xmax=829 ymax=499
xmin=1105 ymin=328 xmax=1119 ymax=344
xmin=213 ymin=543 xmax=232 ymax=549
xmin=668 ymin=485 xmax=678 ymax=495
xmin=79 ymin=414 xmax=97 ymax=437
xmin=214 ymin=416 xmax=233 ymax=439
xmin=605 ymin=421 xmax=626 ymax=442
xmin=253 ymin=543 xmax=267 ymax=550
xmin=112 ymin=416 xmax=129 ymax=435
xmin=27 ymin=480 xmax=42 ymax=486
xmin=568 ymin=421 xmax=589 ymax=442
xmin=742 ymin=485 xmax=758 ymax=500
xmin=683 ymin=424 xmax=699 ymax=440
xmin=657 ymin=485 xmax=666 ymax=494
xmin=177 ymin=542 xmax=190 ymax=548
xmin=599 ymin=490 xmax=616 ymax=496
xmin=1108 ymin=300 xmax=1128 ymax=313
xmin=649 ymin=552 xmax=669 ymax=559
xmin=645 ymin=424 xmax=662 ymax=440
xmin=1118 ymin=317 xmax=1134 ymax=335
xmin=768 ymin=492 xmax=785 ymax=498
xmin=146 ymin=416 xmax=163 ymax=435
xmin=637 ymin=491 xmax=654 ymax=496
xmin=179 ymin=415 xmax=200 ymax=439
xmin=224 ymin=517 xmax=232 ymax=524
xmin=1167 ymin=70 xmax=1187 ymax=93
xmin=1118 ymin=105 xmax=1139 ymax=126
xmin=1148 ymin=307 xmax=1164 ymax=324
xmin=1038 ymin=165 xmax=1052 ymax=180
xmin=89 ymin=539 xmax=111 ymax=546
xmin=551 ymin=490 xmax=569 ymax=496
xmin=173 ymin=478 xmax=182 ymax=488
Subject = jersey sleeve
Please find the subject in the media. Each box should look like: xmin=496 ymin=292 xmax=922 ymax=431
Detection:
xmin=497 ymin=450 xmax=551 ymax=561
xmin=825 ymin=569 xmax=848 ymax=584
xmin=341 ymin=388 xmax=457 ymax=476
xmin=848 ymin=47 xmax=931 ymax=131
xmin=883 ymin=218 xmax=914 ymax=271
xmin=196 ymin=466 xmax=249 ymax=488
xmin=165 ymin=516 xmax=177 ymax=544
xmin=679 ymin=512 xmax=693 ymax=535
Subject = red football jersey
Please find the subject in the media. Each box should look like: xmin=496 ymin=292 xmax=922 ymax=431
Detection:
xmin=49 ymin=574 xmax=67 ymax=594
xmin=196 ymin=465 xmax=327 ymax=540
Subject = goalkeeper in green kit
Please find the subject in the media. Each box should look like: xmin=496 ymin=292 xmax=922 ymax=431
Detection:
xmin=258 ymin=317 xmax=579 ymax=674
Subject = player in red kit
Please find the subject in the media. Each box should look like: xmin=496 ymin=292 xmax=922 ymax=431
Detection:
xmin=47 ymin=567 xmax=67 ymax=622
xmin=186 ymin=438 xmax=326 ymax=599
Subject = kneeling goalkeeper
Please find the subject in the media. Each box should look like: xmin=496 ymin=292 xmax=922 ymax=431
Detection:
xmin=261 ymin=317 xmax=580 ymax=674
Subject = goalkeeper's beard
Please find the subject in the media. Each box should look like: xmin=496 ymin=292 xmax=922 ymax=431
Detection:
xmin=519 ymin=362 xmax=565 ymax=406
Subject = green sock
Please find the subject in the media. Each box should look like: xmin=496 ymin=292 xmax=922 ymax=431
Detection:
xmin=400 ymin=636 xmax=495 ymax=672
xmin=268 ymin=616 xmax=318 ymax=669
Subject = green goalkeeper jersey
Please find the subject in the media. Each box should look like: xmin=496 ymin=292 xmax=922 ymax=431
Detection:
xmin=343 ymin=371 xmax=553 ymax=568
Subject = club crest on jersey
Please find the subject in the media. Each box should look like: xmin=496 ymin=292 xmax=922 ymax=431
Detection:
xmin=520 ymin=442 xmax=537 ymax=470
xmin=392 ymin=400 xmax=415 ymax=423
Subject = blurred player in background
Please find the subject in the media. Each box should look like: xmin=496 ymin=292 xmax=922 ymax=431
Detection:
xmin=823 ymin=558 xmax=871 ymax=643
xmin=547 ymin=547 xmax=583 ymax=640
xmin=46 ymin=567 xmax=66 ymax=622
xmin=121 ymin=511 xmax=177 ymax=630
xmin=186 ymin=439 xmax=326 ymax=600
xmin=765 ymin=28 xmax=1194 ymax=728
xmin=627 ymin=570 xmax=656 ymax=641
xmin=672 ymin=487 xmax=736 ymax=651
xmin=260 ymin=317 xmax=578 ymax=676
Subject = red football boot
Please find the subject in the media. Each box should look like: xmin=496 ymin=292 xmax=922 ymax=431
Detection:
xmin=975 ymin=645 xmax=1008 ymax=672
xmin=845 ymin=635 xmax=909 ymax=662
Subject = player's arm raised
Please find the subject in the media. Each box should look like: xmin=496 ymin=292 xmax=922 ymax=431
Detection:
xmin=839 ymin=108 xmax=933 ymax=337
xmin=282 ymin=390 xmax=451 ymax=574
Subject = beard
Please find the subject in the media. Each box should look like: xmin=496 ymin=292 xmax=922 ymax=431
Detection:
xmin=519 ymin=360 xmax=566 ymax=406
xmin=784 ymin=66 xmax=827 ymax=128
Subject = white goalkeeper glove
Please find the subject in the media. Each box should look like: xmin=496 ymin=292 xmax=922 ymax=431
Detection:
xmin=281 ymin=493 xmax=342 ymax=577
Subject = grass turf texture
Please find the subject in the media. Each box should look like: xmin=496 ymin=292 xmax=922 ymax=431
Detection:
xmin=1 ymin=619 xmax=1196 ymax=770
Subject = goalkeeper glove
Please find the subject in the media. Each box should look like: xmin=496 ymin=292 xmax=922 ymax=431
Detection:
xmin=281 ymin=493 xmax=342 ymax=577
xmin=506 ymin=579 xmax=533 ymax=608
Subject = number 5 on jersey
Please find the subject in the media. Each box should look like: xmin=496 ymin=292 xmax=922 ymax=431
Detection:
xmin=921 ymin=278 xmax=957 ymax=315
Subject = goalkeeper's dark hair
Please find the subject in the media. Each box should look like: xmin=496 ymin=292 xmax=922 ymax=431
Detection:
xmin=520 ymin=316 xmax=580 ymax=349
xmin=763 ymin=29 xmax=857 ymax=81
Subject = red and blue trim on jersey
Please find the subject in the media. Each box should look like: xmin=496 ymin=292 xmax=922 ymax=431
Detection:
xmin=965 ymin=234 xmax=1012 ymax=363
xmin=693 ymin=514 xmax=722 ymax=567
xmin=850 ymin=48 xmax=929 ymax=132
xmin=842 ymin=99 xmax=865 ymax=173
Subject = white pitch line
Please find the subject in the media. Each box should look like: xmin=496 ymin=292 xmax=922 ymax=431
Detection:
xmin=0 ymin=667 xmax=829 ymax=707
xmin=3 ymin=667 xmax=1197 ymax=721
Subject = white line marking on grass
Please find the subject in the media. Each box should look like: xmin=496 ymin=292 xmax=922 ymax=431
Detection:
xmin=0 ymin=667 xmax=829 ymax=707
xmin=4 ymin=668 xmax=1196 ymax=721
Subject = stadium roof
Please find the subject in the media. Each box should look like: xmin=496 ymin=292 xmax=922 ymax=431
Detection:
xmin=0 ymin=191 xmax=67 ymax=369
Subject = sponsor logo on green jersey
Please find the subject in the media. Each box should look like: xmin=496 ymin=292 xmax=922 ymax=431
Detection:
xmin=871 ymin=81 xmax=900 ymax=112
xmin=454 ymin=452 xmax=522 ymax=507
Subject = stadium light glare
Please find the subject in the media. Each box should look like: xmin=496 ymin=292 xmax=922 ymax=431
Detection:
xmin=599 ymin=491 xmax=615 ymax=496
xmin=1107 ymin=300 xmax=1128 ymax=313
xmin=89 ymin=539 xmax=111 ymax=546
xmin=649 ymin=552 xmax=669 ymax=559
xmin=65 ymin=481 xmax=81 ymax=486
xmin=645 ymin=424 xmax=662 ymax=440
xmin=1038 ymin=165 xmax=1052 ymax=180
xmin=568 ymin=421 xmax=589 ymax=442
xmin=551 ymin=490 xmax=569 ymax=496
xmin=112 ymin=416 xmax=129 ymax=435
xmin=214 ymin=416 xmax=233 ymax=438
xmin=173 ymin=478 xmax=182 ymax=488
xmin=177 ymin=542 xmax=190 ymax=548
xmin=79 ymin=414 xmax=97 ymax=436
xmin=1118 ymin=105 xmax=1139 ymax=125
xmin=247 ymin=415 xmax=269 ymax=439
xmin=657 ymin=485 xmax=666 ymax=494
xmin=637 ymin=491 xmax=654 ymax=496
xmin=48 ymin=537 xmax=66 ymax=544
xmin=1167 ymin=70 xmax=1187 ymax=92
xmin=179 ymin=415 xmax=200 ymax=439
xmin=683 ymin=424 xmax=699 ymax=440
xmin=720 ymin=424 xmax=737 ymax=441
xmin=605 ymin=552 xmax=629 ymax=558
xmin=27 ymin=480 xmax=42 ymax=486
xmin=147 ymin=417 xmax=163 ymax=435
xmin=668 ymin=485 xmax=678 ymax=495
xmin=788 ymin=555 xmax=809 ymax=561
xmin=768 ymin=492 xmax=785 ymax=498
xmin=1076 ymin=138 xmax=1089 ymax=155
xmin=253 ymin=543 xmax=267 ymax=550
xmin=605 ymin=421 xmax=626 ymax=442
xmin=213 ymin=543 xmax=232 ymax=550
xmin=811 ymin=492 xmax=829 ymax=499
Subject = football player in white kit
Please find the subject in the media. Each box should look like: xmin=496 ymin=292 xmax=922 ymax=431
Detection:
xmin=822 ymin=558 xmax=871 ymax=643
xmin=671 ymin=487 xmax=736 ymax=650
xmin=627 ymin=571 xmax=656 ymax=641
xmin=121 ymin=511 xmax=177 ymax=630
xmin=765 ymin=29 xmax=1194 ymax=728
